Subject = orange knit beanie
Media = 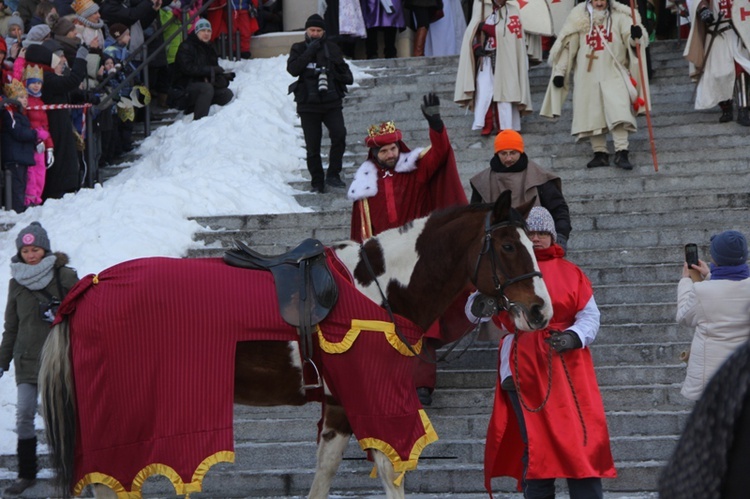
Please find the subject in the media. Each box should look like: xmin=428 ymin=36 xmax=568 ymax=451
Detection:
xmin=493 ymin=130 xmax=524 ymax=154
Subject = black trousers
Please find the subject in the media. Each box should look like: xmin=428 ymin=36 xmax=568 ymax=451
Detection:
xmin=507 ymin=390 xmax=603 ymax=499
xmin=4 ymin=163 xmax=28 ymax=213
xmin=365 ymin=27 xmax=398 ymax=59
xmin=185 ymin=82 xmax=234 ymax=120
xmin=298 ymin=105 xmax=346 ymax=188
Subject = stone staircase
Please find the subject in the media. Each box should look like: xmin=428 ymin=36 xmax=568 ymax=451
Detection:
xmin=182 ymin=39 xmax=750 ymax=497
xmin=2 ymin=39 xmax=749 ymax=497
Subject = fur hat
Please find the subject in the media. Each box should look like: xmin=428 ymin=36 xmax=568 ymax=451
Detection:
xmin=364 ymin=121 xmax=402 ymax=148
xmin=52 ymin=17 xmax=76 ymax=37
xmin=194 ymin=18 xmax=211 ymax=33
xmin=26 ymin=43 xmax=60 ymax=68
xmin=494 ymin=129 xmax=524 ymax=154
xmin=710 ymin=230 xmax=748 ymax=267
xmin=305 ymin=13 xmax=326 ymax=30
xmin=71 ymin=0 xmax=99 ymax=18
xmin=109 ymin=23 xmax=128 ymax=39
xmin=4 ymin=78 xmax=27 ymax=100
xmin=526 ymin=206 xmax=557 ymax=242
xmin=16 ymin=222 xmax=51 ymax=252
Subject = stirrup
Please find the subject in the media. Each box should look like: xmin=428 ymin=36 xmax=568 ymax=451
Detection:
xmin=302 ymin=359 xmax=322 ymax=390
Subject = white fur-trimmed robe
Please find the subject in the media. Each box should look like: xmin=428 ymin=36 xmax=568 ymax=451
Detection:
xmin=540 ymin=1 xmax=650 ymax=140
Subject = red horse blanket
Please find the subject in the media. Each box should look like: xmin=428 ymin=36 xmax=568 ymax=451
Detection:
xmin=57 ymin=255 xmax=437 ymax=497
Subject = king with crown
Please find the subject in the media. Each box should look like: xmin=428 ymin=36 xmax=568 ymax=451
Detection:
xmin=347 ymin=92 xmax=467 ymax=242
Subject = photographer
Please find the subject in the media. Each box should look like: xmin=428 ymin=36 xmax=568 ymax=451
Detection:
xmin=0 ymin=222 xmax=78 ymax=496
xmin=287 ymin=14 xmax=353 ymax=193
xmin=173 ymin=18 xmax=234 ymax=120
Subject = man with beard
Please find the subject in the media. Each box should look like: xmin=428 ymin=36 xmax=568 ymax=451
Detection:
xmin=541 ymin=0 xmax=650 ymax=170
xmin=347 ymin=92 xmax=468 ymax=406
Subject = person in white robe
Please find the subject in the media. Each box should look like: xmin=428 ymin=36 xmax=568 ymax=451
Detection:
xmin=425 ymin=0 xmax=467 ymax=56
xmin=540 ymin=0 xmax=649 ymax=170
xmin=454 ymin=0 xmax=533 ymax=135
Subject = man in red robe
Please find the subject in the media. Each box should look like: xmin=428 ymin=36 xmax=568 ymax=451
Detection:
xmin=347 ymin=93 xmax=469 ymax=405
xmin=478 ymin=206 xmax=616 ymax=498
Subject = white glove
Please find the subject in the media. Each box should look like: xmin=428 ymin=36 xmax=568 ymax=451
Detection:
xmin=465 ymin=290 xmax=495 ymax=323
xmin=46 ymin=149 xmax=55 ymax=168
xmin=36 ymin=141 xmax=45 ymax=154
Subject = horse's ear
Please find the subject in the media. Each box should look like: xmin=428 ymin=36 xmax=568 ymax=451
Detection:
xmin=515 ymin=196 xmax=537 ymax=220
xmin=491 ymin=190 xmax=513 ymax=223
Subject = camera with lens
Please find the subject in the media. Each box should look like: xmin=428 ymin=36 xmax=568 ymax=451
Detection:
xmin=40 ymin=299 xmax=61 ymax=323
xmin=318 ymin=68 xmax=329 ymax=94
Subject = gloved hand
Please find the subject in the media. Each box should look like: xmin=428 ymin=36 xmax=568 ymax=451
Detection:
xmin=698 ymin=6 xmax=715 ymax=24
xmin=552 ymin=75 xmax=564 ymax=88
xmin=473 ymin=45 xmax=488 ymax=59
xmin=36 ymin=141 xmax=45 ymax=154
xmin=224 ymin=71 xmax=236 ymax=82
xmin=46 ymin=149 xmax=55 ymax=168
xmin=556 ymin=234 xmax=568 ymax=253
xmin=421 ymin=92 xmax=443 ymax=132
xmin=630 ymin=25 xmax=643 ymax=39
xmin=304 ymin=37 xmax=322 ymax=55
xmin=545 ymin=330 xmax=583 ymax=353
xmin=465 ymin=291 xmax=497 ymax=323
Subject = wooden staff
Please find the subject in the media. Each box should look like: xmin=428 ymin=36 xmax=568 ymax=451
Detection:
xmin=629 ymin=0 xmax=659 ymax=172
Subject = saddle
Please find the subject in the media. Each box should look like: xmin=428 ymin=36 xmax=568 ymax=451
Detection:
xmin=223 ymin=239 xmax=339 ymax=389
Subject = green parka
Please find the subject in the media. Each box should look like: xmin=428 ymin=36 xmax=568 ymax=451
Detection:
xmin=0 ymin=252 xmax=79 ymax=385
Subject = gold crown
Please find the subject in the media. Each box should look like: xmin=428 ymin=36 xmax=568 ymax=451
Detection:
xmin=367 ymin=121 xmax=397 ymax=137
xmin=4 ymin=79 xmax=27 ymax=100
xmin=23 ymin=64 xmax=44 ymax=82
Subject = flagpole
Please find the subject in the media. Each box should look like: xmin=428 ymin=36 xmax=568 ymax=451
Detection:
xmin=629 ymin=0 xmax=659 ymax=172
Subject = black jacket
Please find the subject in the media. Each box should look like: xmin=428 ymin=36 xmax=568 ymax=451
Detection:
xmin=287 ymin=36 xmax=353 ymax=112
xmin=1 ymin=105 xmax=37 ymax=167
xmin=174 ymin=33 xmax=222 ymax=90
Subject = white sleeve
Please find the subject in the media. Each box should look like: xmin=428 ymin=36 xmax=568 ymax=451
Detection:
xmin=566 ymin=295 xmax=601 ymax=347
xmin=676 ymin=277 xmax=699 ymax=327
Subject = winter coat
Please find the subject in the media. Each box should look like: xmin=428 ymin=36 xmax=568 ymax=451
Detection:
xmin=174 ymin=32 xmax=223 ymax=89
xmin=40 ymin=54 xmax=87 ymax=198
xmin=540 ymin=1 xmax=650 ymax=139
xmin=677 ymin=275 xmax=750 ymax=400
xmin=99 ymin=0 xmax=163 ymax=65
xmin=286 ymin=36 xmax=353 ymax=113
xmin=1 ymin=104 xmax=37 ymax=166
xmin=0 ymin=252 xmax=79 ymax=385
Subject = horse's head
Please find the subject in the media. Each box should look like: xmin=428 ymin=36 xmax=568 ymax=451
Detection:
xmin=471 ymin=191 xmax=552 ymax=331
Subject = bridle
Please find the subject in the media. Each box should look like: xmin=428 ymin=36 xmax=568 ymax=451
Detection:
xmin=472 ymin=210 xmax=543 ymax=314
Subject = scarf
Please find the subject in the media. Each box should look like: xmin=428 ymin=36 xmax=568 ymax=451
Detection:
xmin=709 ymin=263 xmax=750 ymax=282
xmin=76 ymin=16 xmax=105 ymax=29
xmin=10 ymin=254 xmax=56 ymax=290
xmin=489 ymin=152 xmax=528 ymax=173
xmin=533 ymin=244 xmax=565 ymax=262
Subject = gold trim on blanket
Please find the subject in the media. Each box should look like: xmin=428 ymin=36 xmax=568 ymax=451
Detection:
xmin=72 ymin=451 xmax=235 ymax=498
xmin=360 ymin=409 xmax=439 ymax=485
xmin=318 ymin=320 xmax=423 ymax=356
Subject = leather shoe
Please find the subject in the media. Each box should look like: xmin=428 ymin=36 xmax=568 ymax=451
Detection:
xmin=311 ymin=183 xmax=325 ymax=194
xmin=416 ymin=387 xmax=432 ymax=406
xmin=5 ymin=478 xmax=36 ymax=496
xmin=586 ymin=152 xmax=609 ymax=168
xmin=614 ymin=150 xmax=633 ymax=170
xmin=326 ymin=176 xmax=346 ymax=188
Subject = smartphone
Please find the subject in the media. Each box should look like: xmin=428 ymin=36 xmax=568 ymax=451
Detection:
xmin=685 ymin=243 xmax=699 ymax=267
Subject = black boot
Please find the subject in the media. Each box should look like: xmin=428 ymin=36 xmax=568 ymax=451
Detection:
xmin=614 ymin=150 xmax=634 ymax=170
xmin=719 ymin=100 xmax=733 ymax=123
xmin=737 ymin=107 xmax=750 ymax=126
xmin=4 ymin=438 xmax=37 ymax=496
xmin=586 ymin=152 xmax=609 ymax=168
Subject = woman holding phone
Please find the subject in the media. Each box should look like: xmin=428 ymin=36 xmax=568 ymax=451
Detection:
xmin=677 ymin=230 xmax=750 ymax=400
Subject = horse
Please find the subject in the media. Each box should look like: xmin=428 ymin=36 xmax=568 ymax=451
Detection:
xmin=39 ymin=191 xmax=552 ymax=499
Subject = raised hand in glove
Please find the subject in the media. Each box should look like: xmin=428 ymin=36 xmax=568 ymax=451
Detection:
xmin=630 ymin=25 xmax=643 ymax=39
xmin=552 ymin=75 xmax=565 ymax=88
xmin=46 ymin=149 xmax=55 ymax=168
xmin=421 ymin=92 xmax=443 ymax=132
xmin=698 ymin=6 xmax=715 ymax=24
xmin=545 ymin=330 xmax=583 ymax=353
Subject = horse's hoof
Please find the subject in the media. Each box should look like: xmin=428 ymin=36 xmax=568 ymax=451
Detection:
xmin=417 ymin=387 xmax=432 ymax=406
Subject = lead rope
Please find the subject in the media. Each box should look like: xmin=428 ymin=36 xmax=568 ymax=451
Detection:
xmin=512 ymin=332 xmax=588 ymax=446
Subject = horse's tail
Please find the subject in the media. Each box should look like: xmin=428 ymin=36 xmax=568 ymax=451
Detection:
xmin=39 ymin=319 xmax=75 ymax=497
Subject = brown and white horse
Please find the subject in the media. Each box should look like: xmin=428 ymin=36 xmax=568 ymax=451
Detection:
xmin=39 ymin=191 xmax=552 ymax=499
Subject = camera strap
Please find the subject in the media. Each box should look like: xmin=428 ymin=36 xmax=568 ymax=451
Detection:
xmin=30 ymin=267 xmax=66 ymax=305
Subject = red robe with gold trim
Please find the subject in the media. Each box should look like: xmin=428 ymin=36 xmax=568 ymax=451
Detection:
xmin=485 ymin=245 xmax=616 ymax=493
